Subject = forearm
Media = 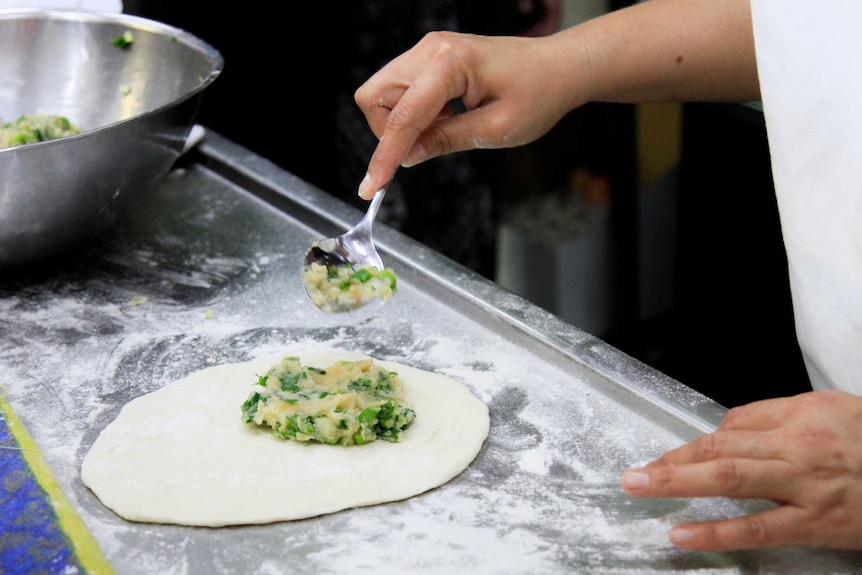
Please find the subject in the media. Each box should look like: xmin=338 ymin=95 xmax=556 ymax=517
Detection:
xmin=354 ymin=0 xmax=760 ymax=198
xmin=548 ymin=0 xmax=759 ymax=108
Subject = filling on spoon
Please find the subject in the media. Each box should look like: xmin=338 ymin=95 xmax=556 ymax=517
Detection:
xmin=302 ymin=262 xmax=397 ymax=313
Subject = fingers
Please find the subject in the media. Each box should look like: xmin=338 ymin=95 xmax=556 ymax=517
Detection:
xmin=356 ymin=34 xmax=472 ymax=199
xmin=355 ymin=32 xmax=552 ymax=199
xmin=621 ymin=391 xmax=862 ymax=551
xmin=621 ymin=457 xmax=808 ymax=552
xmin=715 ymin=396 xmax=794 ymax=432
xmin=645 ymin=428 xmax=782 ymax=467
xmin=357 ymin=78 xmax=518 ymax=199
xmin=622 ymin=456 xmax=792 ymax=501
xmin=623 ymin=427 xmax=794 ymax=501
xmin=354 ymin=30 xmax=576 ymax=199
xmin=667 ymin=505 xmax=812 ymax=551
xmin=646 ymin=392 xmax=851 ymax=470
xmin=628 ymin=458 xmax=862 ymax=551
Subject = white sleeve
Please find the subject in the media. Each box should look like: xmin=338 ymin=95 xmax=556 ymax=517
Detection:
xmin=750 ymin=0 xmax=862 ymax=392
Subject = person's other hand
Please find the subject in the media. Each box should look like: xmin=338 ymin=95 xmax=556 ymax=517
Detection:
xmin=621 ymin=390 xmax=862 ymax=551
xmin=354 ymin=31 xmax=578 ymax=199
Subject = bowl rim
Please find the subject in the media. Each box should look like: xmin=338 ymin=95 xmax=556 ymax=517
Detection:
xmin=0 ymin=8 xmax=224 ymax=154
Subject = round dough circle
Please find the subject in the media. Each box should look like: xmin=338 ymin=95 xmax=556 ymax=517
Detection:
xmin=81 ymin=345 xmax=490 ymax=526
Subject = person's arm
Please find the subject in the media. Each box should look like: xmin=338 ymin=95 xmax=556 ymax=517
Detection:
xmin=564 ymin=0 xmax=758 ymax=105
xmin=355 ymin=0 xmax=757 ymax=199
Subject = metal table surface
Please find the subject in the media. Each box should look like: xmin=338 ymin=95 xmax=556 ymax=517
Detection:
xmin=1 ymin=131 xmax=860 ymax=574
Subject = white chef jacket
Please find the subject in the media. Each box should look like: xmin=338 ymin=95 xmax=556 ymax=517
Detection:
xmin=750 ymin=1 xmax=862 ymax=394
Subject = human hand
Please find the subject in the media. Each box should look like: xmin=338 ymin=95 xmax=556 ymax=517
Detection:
xmin=354 ymin=31 xmax=579 ymax=199
xmin=621 ymin=390 xmax=862 ymax=551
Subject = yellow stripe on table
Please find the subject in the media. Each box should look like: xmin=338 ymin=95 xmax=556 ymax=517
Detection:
xmin=0 ymin=389 xmax=115 ymax=575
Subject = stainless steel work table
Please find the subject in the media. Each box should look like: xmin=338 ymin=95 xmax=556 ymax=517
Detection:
xmin=1 ymin=131 xmax=860 ymax=574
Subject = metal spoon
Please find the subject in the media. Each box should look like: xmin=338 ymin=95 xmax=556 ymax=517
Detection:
xmin=301 ymin=185 xmax=395 ymax=312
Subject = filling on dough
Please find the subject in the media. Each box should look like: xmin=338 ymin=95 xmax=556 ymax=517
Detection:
xmin=241 ymin=356 xmax=415 ymax=445
xmin=302 ymin=261 xmax=397 ymax=313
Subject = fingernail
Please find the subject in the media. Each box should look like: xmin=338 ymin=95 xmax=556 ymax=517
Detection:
xmin=402 ymin=141 xmax=428 ymax=168
xmin=357 ymin=173 xmax=373 ymax=199
xmin=622 ymin=470 xmax=650 ymax=489
xmin=669 ymin=526 xmax=694 ymax=546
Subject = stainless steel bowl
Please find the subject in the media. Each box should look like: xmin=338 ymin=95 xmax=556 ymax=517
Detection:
xmin=0 ymin=9 xmax=223 ymax=269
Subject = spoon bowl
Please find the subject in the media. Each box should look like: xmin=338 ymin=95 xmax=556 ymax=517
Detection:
xmin=305 ymin=187 xmax=387 ymax=271
xmin=301 ymin=186 xmax=397 ymax=313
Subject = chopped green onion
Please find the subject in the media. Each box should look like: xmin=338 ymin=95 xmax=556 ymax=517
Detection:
xmin=113 ymin=30 xmax=134 ymax=49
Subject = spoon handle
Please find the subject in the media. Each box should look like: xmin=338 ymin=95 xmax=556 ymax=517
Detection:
xmin=360 ymin=185 xmax=388 ymax=227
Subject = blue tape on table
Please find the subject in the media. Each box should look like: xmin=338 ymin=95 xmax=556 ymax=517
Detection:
xmin=0 ymin=394 xmax=114 ymax=574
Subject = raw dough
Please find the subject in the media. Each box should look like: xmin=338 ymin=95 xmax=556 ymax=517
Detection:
xmin=81 ymin=345 xmax=490 ymax=527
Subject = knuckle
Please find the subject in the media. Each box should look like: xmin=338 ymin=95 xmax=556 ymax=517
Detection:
xmin=822 ymin=502 xmax=853 ymax=531
xmin=353 ymin=84 xmax=370 ymax=107
xmin=424 ymin=128 xmax=456 ymax=157
xmin=713 ymin=459 xmax=744 ymax=494
xmin=482 ymin=108 xmax=530 ymax=148
xmin=413 ymin=31 xmax=467 ymax=75
xmin=692 ymin=432 xmax=722 ymax=460
xmin=385 ymin=103 xmax=415 ymax=132
xmin=482 ymin=112 xmax=511 ymax=142
xmin=802 ymin=389 xmax=840 ymax=408
xmin=419 ymin=30 xmax=451 ymax=47
xmin=423 ymin=31 xmax=466 ymax=62
xmin=720 ymin=405 xmax=745 ymax=429
xmin=740 ymin=515 xmax=773 ymax=547
xmin=649 ymin=467 xmax=676 ymax=492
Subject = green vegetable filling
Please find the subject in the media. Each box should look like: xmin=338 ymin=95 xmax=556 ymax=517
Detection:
xmin=302 ymin=260 xmax=398 ymax=313
xmin=113 ymin=30 xmax=134 ymax=49
xmin=0 ymin=114 xmax=81 ymax=149
xmin=241 ymin=356 xmax=415 ymax=446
